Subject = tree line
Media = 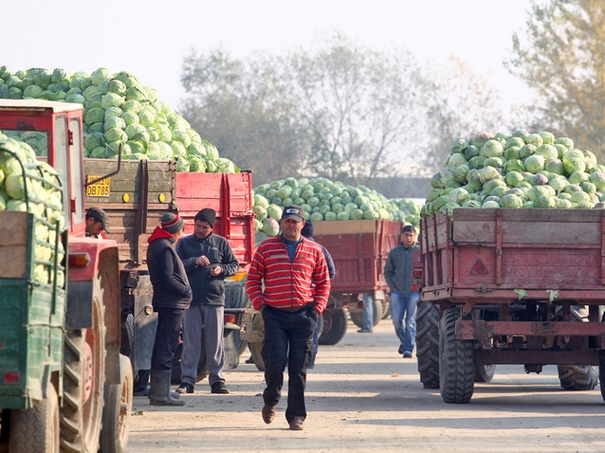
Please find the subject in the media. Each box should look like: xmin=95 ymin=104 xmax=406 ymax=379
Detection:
xmin=178 ymin=1 xmax=605 ymax=193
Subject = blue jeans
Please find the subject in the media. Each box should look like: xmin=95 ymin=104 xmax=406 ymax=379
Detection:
xmin=361 ymin=294 xmax=373 ymax=331
xmin=390 ymin=290 xmax=419 ymax=354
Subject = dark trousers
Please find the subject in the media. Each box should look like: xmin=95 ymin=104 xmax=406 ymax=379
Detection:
xmin=151 ymin=311 xmax=183 ymax=370
xmin=261 ymin=305 xmax=317 ymax=423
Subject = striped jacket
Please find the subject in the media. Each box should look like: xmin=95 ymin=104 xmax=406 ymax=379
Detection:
xmin=246 ymin=235 xmax=331 ymax=315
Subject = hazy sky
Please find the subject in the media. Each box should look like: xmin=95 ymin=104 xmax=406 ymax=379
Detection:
xmin=4 ymin=0 xmax=534 ymax=109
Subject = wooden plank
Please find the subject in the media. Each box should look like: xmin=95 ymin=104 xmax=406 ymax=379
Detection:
xmin=453 ymin=219 xmax=600 ymax=244
xmin=0 ymin=212 xmax=30 ymax=278
xmin=312 ymin=219 xmax=379 ymax=235
xmin=0 ymin=212 xmax=28 ymax=246
xmin=0 ymin=246 xmax=27 ymax=278
xmin=452 ymin=208 xmax=603 ymax=223
xmin=454 ymin=246 xmax=602 ymax=288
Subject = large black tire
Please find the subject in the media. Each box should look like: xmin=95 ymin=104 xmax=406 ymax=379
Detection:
xmin=124 ymin=314 xmax=135 ymax=372
xmin=474 ymin=364 xmax=496 ymax=383
xmin=318 ymin=307 xmax=348 ymax=346
xmin=439 ymin=307 xmax=475 ymax=404
xmin=557 ymin=365 xmax=598 ymax=390
xmin=381 ymin=299 xmax=390 ymax=320
xmin=60 ymin=281 xmax=106 ymax=453
xmin=349 ymin=298 xmax=383 ymax=328
xmin=9 ymin=384 xmax=60 ymax=452
xmin=100 ymin=354 xmax=133 ymax=453
xmin=416 ymin=301 xmax=440 ymax=389
xmin=249 ymin=313 xmax=266 ymax=372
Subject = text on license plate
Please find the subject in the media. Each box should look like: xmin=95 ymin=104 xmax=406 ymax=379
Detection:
xmin=86 ymin=176 xmax=111 ymax=197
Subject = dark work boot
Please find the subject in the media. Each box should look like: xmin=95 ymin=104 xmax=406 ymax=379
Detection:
xmin=149 ymin=369 xmax=185 ymax=406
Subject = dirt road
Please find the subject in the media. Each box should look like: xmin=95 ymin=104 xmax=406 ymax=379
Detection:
xmin=126 ymin=318 xmax=605 ymax=453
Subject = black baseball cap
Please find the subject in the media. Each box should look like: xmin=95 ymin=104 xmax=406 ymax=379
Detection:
xmin=281 ymin=205 xmax=305 ymax=222
xmin=86 ymin=207 xmax=111 ymax=233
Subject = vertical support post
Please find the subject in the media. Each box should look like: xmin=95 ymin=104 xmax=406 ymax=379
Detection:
xmin=134 ymin=159 xmax=149 ymax=265
xmin=601 ymin=211 xmax=605 ymax=285
xmin=220 ymin=174 xmax=232 ymax=239
xmin=495 ymin=209 xmax=502 ymax=285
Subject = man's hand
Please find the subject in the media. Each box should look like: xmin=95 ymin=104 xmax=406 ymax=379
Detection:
xmin=196 ymin=255 xmax=210 ymax=267
xmin=210 ymin=265 xmax=222 ymax=276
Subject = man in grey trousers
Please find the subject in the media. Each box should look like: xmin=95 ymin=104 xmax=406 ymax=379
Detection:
xmin=176 ymin=208 xmax=239 ymax=394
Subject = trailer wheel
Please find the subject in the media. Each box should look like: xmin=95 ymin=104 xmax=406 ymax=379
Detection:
xmin=439 ymin=307 xmax=474 ymax=404
xmin=9 ymin=383 xmax=60 ymax=453
xmin=318 ymin=307 xmax=348 ymax=345
xmin=100 ymin=354 xmax=133 ymax=453
xmin=557 ymin=365 xmax=598 ymax=390
xmin=416 ymin=301 xmax=440 ymax=389
xmin=249 ymin=313 xmax=266 ymax=371
xmin=474 ymin=364 xmax=496 ymax=383
xmin=381 ymin=299 xmax=390 ymax=320
xmin=61 ymin=280 xmax=106 ymax=453
xmin=349 ymin=298 xmax=383 ymax=328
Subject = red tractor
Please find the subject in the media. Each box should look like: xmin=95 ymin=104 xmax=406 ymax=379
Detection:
xmin=0 ymin=99 xmax=132 ymax=453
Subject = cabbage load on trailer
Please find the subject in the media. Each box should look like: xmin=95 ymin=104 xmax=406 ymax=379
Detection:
xmin=422 ymin=130 xmax=605 ymax=216
xmin=252 ymin=175 xmax=422 ymax=239
xmin=0 ymin=66 xmax=239 ymax=174
xmin=416 ymin=129 xmax=605 ymax=406
xmin=0 ymin=135 xmax=66 ymax=285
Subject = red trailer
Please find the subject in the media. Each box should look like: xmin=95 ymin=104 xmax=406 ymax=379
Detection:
xmin=416 ymin=208 xmax=605 ymax=403
xmin=311 ymin=219 xmax=404 ymax=345
xmin=175 ymin=171 xmax=254 ymax=273
xmin=84 ymin=160 xmax=255 ymax=381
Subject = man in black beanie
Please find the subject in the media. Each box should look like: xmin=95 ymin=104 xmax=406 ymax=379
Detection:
xmin=175 ymin=208 xmax=239 ymax=394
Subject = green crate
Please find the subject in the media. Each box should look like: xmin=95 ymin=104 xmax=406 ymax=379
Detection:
xmin=0 ymin=211 xmax=66 ymax=409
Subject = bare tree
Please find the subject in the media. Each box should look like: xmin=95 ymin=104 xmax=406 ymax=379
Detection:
xmin=507 ymin=0 xmax=605 ymax=158
xmin=179 ymin=49 xmax=306 ymax=185
xmin=422 ymin=56 xmax=513 ymax=173
xmin=285 ymin=33 xmax=427 ymax=185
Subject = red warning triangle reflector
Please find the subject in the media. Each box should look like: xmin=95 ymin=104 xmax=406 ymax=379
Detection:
xmin=471 ymin=259 xmax=488 ymax=275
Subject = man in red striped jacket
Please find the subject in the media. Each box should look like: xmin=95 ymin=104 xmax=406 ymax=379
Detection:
xmin=246 ymin=205 xmax=331 ymax=431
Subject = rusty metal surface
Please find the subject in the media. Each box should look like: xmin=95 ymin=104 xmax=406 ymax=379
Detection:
xmin=420 ymin=209 xmax=605 ymax=303
xmin=474 ymin=349 xmax=600 ymax=366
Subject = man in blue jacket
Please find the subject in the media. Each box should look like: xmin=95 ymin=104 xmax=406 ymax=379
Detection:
xmin=384 ymin=225 xmax=420 ymax=358
xmin=176 ymin=208 xmax=239 ymax=394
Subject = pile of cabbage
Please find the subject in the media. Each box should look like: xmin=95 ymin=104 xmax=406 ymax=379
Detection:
xmin=422 ymin=130 xmax=605 ymax=217
xmin=252 ymin=176 xmax=421 ymax=237
xmin=0 ymin=135 xmax=66 ymax=286
xmin=0 ymin=66 xmax=238 ymax=173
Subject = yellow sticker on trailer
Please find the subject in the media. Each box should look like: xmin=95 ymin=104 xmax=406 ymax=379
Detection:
xmin=86 ymin=175 xmax=111 ymax=197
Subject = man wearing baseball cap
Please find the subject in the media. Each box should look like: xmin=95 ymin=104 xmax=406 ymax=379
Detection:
xmin=86 ymin=207 xmax=111 ymax=238
xmin=246 ymin=205 xmax=331 ymax=431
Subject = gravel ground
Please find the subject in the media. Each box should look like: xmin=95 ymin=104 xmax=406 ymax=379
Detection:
xmin=126 ymin=317 xmax=605 ymax=453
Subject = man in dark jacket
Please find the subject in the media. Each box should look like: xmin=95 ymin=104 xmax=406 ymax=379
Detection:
xmin=384 ymin=224 xmax=420 ymax=358
xmin=176 ymin=208 xmax=239 ymax=395
xmin=147 ymin=212 xmax=192 ymax=406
